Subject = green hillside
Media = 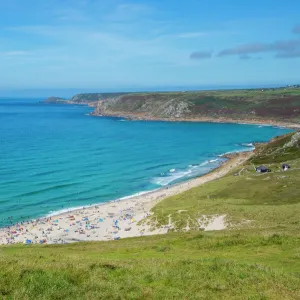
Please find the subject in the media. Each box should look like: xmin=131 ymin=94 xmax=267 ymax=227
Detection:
xmin=1 ymin=132 xmax=300 ymax=299
xmin=149 ymin=132 xmax=300 ymax=232
xmin=91 ymin=87 xmax=300 ymax=123
xmin=70 ymin=93 xmax=129 ymax=103
xmin=44 ymin=86 xmax=300 ymax=124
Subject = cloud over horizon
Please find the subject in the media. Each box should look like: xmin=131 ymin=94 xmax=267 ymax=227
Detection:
xmin=218 ymin=39 xmax=300 ymax=58
xmin=190 ymin=25 xmax=300 ymax=60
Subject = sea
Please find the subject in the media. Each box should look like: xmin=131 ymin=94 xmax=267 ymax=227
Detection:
xmin=0 ymin=98 xmax=292 ymax=227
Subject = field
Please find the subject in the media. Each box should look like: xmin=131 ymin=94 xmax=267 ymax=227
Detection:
xmin=0 ymin=132 xmax=300 ymax=299
xmin=1 ymin=230 xmax=300 ymax=300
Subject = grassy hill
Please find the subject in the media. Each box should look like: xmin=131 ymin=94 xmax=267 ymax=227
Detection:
xmin=70 ymin=93 xmax=129 ymax=104
xmin=91 ymin=87 xmax=300 ymax=123
xmin=1 ymin=132 xmax=300 ymax=299
xmin=149 ymin=132 xmax=300 ymax=232
xmin=44 ymin=86 xmax=300 ymax=124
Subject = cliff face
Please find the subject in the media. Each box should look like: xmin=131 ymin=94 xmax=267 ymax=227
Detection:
xmin=93 ymin=94 xmax=193 ymax=119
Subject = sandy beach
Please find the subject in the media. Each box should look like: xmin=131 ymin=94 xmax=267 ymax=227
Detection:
xmin=0 ymin=151 xmax=253 ymax=245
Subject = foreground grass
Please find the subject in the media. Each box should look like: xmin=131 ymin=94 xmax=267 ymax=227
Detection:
xmin=1 ymin=230 xmax=300 ymax=299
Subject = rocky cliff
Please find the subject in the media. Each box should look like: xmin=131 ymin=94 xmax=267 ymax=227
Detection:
xmin=92 ymin=93 xmax=193 ymax=119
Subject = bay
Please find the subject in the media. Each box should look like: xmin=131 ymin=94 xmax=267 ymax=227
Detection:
xmin=0 ymin=98 xmax=291 ymax=227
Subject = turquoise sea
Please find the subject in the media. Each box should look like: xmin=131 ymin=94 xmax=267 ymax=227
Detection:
xmin=0 ymin=98 xmax=291 ymax=227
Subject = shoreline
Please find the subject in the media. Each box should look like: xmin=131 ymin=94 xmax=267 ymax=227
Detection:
xmin=90 ymin=111 xmax=300 ymax=130
xmin=0 ymin=151 xmax=253 ymax=245
xmin=1 ymin=154 xmax=230 ymax=228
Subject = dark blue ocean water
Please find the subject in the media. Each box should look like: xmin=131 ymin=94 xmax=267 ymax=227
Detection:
xmin=0 ymin=98 xmax=291 ymax=227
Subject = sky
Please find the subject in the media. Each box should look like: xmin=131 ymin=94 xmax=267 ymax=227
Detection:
xmin=0 ymin=0 xmax=300 ymax=94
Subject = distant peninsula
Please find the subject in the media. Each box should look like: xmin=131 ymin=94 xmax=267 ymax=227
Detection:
xmin=44 ymin=86 xmax=300 ymax=128
xmin=43 ymin=96 xmax=67 ymax=104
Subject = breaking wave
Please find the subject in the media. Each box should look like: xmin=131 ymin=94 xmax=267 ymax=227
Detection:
xmin=152 ymin=158 xmax=225 ymax=186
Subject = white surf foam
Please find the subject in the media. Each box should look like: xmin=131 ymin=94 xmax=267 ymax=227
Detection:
xmin=218 ymin=148 xmax=254 ymax=157
xmin=118 ymin=190 xmax=158 ymax=201
xmin=218 ymin=143 xmax=256 ymax=157
xmin=46 ymin=205 xmax=90 ymax=217
xmin=152 ymin=158 xmax=223 ymax=186
xmin=45 ymin=189 xmax=160 ymax=218
xmin=153 ymin=170 xmax=192 ymax=186
xmin=241 ymin=143 xmax=254 ymax=147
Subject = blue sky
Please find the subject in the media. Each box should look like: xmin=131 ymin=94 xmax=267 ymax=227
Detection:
xmin=1 ymin=0 xmax=300 ymax=92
